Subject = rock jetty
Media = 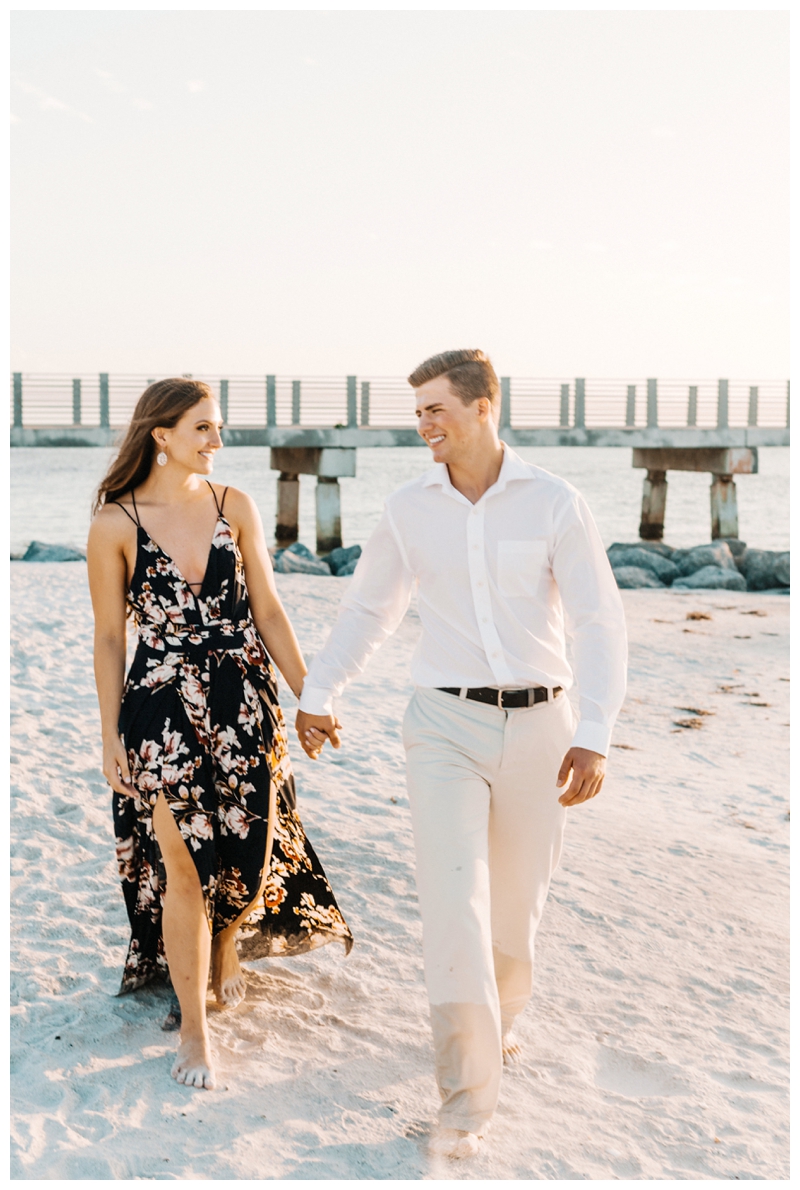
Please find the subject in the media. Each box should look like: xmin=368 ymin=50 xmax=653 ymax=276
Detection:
xmin=607 ymin=540 xmax=789 ymax=592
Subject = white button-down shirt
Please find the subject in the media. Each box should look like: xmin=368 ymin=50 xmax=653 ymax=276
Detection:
xmin=299 ymin=445 xmax=627 ymax=756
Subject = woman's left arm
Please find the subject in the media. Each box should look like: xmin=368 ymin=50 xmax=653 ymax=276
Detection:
xmin=227 ymin=488 xmax=308 ymax=700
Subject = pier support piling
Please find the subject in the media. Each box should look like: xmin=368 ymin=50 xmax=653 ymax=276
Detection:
xmin=639 ymin=470 xmax=668 ymax=540
xmin=270 ymin=446 xmax=356 ymax=553
xmin=633 ymin=447 xmax=756 ymax=544
xmin=276 ymin=473 xmax=300 ymax=544
xmin=710 ymin=475 xmax=739 ymax=540
xmin=315 ymin=477 xmax=342 ymax=554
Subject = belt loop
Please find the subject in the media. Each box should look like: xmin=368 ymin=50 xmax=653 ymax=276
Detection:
xmin=459 ymin=687 xmax=468 ymax=700
xmin=527 ymin=688 xmax=535 ymax=708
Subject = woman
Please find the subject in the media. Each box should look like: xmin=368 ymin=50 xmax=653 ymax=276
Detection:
xmin=87 ymin=378 xmax=352 ymax=1091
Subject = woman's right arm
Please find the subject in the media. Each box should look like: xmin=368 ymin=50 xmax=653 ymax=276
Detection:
xmin=86 ymin=510 xmax=135 ymax=797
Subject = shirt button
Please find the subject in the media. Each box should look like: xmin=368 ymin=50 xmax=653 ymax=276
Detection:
xmin=492 ymin=651 xmax=499 ymax=658
xmin=477 ymin=581 xmax=484 ymax=587
xmin=482 ymin=617 xmax=488 ymax=623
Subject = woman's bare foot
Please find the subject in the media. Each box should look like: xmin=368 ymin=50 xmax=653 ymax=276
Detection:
xmin=171 ymin=1035 xmax=216 ymax=1089
xmin=211 ymin=932 xmax=247 ymax=1008
xmin=430 ymin=1128 xmax=482 ymax=1159
xmin=502 ymin=1029 xmax=522 ymax=1065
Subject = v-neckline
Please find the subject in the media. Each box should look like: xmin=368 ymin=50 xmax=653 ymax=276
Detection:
xmin=138 ymin=515 xmax=223 ymax=596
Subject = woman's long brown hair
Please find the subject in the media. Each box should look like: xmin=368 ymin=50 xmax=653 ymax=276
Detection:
xmin=92 ymin=378 xmax=215 ymax=516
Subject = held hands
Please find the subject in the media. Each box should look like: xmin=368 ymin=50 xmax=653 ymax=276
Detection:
xmin=557 ymin=747 xmax=606 ymax=807
xmin=295 ymin=710 xmax=342 ymax=760
xmin=103 ymin=735 xmax=136 ymax=798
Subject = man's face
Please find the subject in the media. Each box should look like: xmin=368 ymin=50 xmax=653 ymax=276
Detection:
xmin=414 ymin=375 xmax=487 ymax=465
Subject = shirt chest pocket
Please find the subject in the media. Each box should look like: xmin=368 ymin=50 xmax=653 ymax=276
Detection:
xmin=496 ymin=539 xmax=550 ymax=598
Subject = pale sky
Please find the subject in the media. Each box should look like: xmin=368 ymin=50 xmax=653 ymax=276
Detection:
xmin=10 ymin=9 xmax=789 ymax=378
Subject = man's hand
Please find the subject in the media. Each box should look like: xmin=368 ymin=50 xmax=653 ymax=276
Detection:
xmin=556 ymin=747 xmax=605 ymax=807
xmin=295 ymin=710 xmax=342 ymax=760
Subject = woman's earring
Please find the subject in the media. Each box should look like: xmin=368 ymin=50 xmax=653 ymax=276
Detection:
xmin=156 ymin=451 xmax=168 ymax=467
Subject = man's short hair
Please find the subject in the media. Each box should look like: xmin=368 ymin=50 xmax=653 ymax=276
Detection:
xmin=407 ymin=349 xmax=500 ymax=412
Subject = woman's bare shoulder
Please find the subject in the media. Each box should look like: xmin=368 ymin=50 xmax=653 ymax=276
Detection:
xmin=214 ymin=484 xmax=258 ymax=520
xmin=88 ymin=500 xmax=137 ymax=545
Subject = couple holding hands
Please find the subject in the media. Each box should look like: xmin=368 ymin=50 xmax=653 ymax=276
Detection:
xmin=88 ymin=349 xmax=626 ymax=1160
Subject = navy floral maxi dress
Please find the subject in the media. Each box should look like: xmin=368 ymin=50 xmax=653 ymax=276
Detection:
xmin=112 ymin=485 xmax=353 ymax=994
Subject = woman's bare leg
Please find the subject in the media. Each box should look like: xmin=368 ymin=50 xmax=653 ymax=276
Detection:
xmin=152 ymin=792 xmax=215 ymax=1089
xmin=211 ymin=782 xmax=276 ymax=1009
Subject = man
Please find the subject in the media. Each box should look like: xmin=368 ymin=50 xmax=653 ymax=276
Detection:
xmin=296 ymin=349 xmax=627 ymax=1158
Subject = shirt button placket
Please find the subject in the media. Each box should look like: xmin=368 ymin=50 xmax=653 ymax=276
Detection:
xmin=470 ymin=504 xmax=495 ymax=663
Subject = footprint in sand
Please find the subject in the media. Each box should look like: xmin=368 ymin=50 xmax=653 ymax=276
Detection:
xmin=594 ymin=1047 xmax=690 ymax=1098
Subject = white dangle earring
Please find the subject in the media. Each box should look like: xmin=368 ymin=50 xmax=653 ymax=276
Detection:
xmin=156 ymin=449 xmax=168 ymax=467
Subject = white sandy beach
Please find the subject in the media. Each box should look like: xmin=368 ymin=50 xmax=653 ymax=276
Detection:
xmin=10 ymin=565 xmax=789 ymax=1180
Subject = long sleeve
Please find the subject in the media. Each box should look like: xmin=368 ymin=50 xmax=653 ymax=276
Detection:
xmin=298 ymin=506 xmax=415 ymax=715
xmin=550 ymin=491 xmax=628 ymax=756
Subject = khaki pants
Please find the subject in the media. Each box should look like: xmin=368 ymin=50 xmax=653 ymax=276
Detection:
xmin=402 ymin=687 xmax=575 ymax=1133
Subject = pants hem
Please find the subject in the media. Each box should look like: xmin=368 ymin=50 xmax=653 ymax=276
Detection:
xmin=438 ymin=1110 xmax=494 ymax=1136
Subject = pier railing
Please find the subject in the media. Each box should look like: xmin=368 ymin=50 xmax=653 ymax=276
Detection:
xmin=10 ymin=373 xmax=790 ymax=432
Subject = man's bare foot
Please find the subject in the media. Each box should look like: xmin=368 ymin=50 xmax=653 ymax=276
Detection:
xmin=502 ymin=1029 xmax=522 ymax=1065
xmin=171 ymin=1036 xmax=216 ymax=1090
xmin=211 ymin=933 xmax=246 ymax=1009
xmin=430 ymin=1128 xmax=482 ymax=1159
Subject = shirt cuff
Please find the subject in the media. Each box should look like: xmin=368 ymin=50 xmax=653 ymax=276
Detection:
xmin=298 ymin=684 xmax=335 ymax=716
xmin=570 ymin=718 xmax=612 ymax=757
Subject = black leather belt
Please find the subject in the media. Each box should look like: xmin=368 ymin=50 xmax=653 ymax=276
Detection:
xmin=437 ymin=685 xmax=562 ymax=709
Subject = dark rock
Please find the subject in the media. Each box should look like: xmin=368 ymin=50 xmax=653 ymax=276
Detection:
xmin=322 ymin=544 xmax=362 ymax=576
xmin=608 ymin=548 xmax=678 ymax=584
xmin=612 ymin=566 xmax=666 ymax=589
xmin=273 ymin=542 xmax=331 ymax=575
xmin=672 ymin=542 xmax=737 ymax=577
xmin=673 ymin=565 xmax=746 ymax=591
xmin=285 ymin=542 xmax=316 ymax=559
xmin=335 ymin=557 xmax=360 ymax=577
xmin=740 ymin=549 xmax=790 ymax=591
xmin=608 ymin=541 xmax=674 ymax=557
xmin=22 ymin=541 xmax=86 ymax=562
xmin=716 ymin=538 xmax=748 ymax=560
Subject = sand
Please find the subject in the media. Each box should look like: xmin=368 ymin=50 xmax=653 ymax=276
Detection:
xmin=10 ymin=565 xmax=789 ymax=1180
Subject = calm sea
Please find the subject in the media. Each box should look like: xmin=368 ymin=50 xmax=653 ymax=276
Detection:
xmin=10 ymin=446 xmax=789 ymax=557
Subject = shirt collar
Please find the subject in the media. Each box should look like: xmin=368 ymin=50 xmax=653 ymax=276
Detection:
xmin=421 ymin=443 xmax=533 ymax=498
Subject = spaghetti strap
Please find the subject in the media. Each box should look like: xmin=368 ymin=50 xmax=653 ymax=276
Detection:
xmin=206 ymin=481 xmax=228 ymax=516
xmin=129 ymin=490 xmax=142 ymax=527
xmin=111 ymin=500 xmax=140 ymax=528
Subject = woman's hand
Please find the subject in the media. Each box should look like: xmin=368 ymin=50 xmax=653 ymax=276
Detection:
xmin=103 ymin=735 xmax=136 ymax=797
xmin=295 ymin=710 xmax=342 ymax=760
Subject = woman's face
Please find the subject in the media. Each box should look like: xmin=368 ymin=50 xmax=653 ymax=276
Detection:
xmin=155 ymin=395 xmax=224 ymax=476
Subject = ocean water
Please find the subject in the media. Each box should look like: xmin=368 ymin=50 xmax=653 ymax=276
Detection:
xmin=10 ymin=445 xmax=789 ymax=557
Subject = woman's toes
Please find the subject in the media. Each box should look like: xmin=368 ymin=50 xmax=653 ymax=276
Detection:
xmin=226 ymin=974 xmax=247 ymax=1008
xmin=171 ymin=1039 xmax=216 ymax=1090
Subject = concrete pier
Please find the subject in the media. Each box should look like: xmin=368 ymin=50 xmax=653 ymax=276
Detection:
xmin=633 ymin=447 xmax=758 ymax=541
xmin=270 ymin=446 xmax=356 ymax=554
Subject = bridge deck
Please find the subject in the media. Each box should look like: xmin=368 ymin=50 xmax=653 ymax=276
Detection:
xmin=9 ymin=425 xmax=789 ymax=448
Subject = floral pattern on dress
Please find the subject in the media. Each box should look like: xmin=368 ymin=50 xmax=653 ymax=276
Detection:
xmin=114 ymin=493 xmax=353 ymax=993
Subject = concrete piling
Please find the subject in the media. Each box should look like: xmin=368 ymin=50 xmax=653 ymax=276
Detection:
xmin=315 ymin=478 xmax=342 ymax=554
xmin=276 ymin=473 xmax=300 ymax=544
xmin=639 ymin=470 xmax=668 ymax=540
xmin=710 ymin=475 xmax=739 ymax=540
xmin=270 ymin=446 xmax=356 ymax=554
xmin=633 ymin=447 xmax=756 ymax=544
